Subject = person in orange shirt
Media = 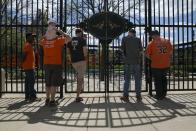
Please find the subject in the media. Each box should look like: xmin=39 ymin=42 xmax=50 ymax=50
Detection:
xmin=40 ymin=19 xmax=71 ymax=106
xmin=146 ymin=30 xmax=173 ymax=100
xmin=22 ymin=33 xmax=40 ymax=101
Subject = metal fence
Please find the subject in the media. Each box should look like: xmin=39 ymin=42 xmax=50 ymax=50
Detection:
xmin=0 ymin=0 xmax=196 ymax=96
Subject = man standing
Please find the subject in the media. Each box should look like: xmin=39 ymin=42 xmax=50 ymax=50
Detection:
xmin=146 ymin=30 xmax=173 ymax=100
xmin=22 ymin=33 xmax=39 ymax=101
xmin=40 ymin=19 xmax=71 ymax=106
xmin=120 ymin=29 xmax=143 ymax=102
xmin=67 ymin=28 xmax=87 ymax=102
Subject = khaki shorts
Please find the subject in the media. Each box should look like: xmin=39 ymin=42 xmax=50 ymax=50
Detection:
xmin=72 ymin=61 xmax=86 ymax=78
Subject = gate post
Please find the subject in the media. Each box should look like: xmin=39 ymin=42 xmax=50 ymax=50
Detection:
xmin=104 ymin=0 xmax=109 ymax=99
xmin=100 ymin=40 xmax=110 ymax=99
xmin=147 ymin=0 xmax=153 ymax=96
xmin=59 ymin=0 xmax=64 ymax=98
xmin=0 ymin=68 xmax=5 ymax=98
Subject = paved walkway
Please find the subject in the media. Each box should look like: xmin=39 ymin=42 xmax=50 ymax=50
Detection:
xmin=0 ymin=92 xmax=196 ymax=131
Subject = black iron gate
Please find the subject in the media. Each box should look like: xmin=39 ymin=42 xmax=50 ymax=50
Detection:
xmin=0 ymin=0 xmax=196 ymax=96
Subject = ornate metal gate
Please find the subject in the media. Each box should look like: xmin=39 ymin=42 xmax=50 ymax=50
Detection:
xmin=0 ymin=0 xmax=196 ymax=96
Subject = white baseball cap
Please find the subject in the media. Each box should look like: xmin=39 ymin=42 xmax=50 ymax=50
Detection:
xmin=48 ymin=18 xmax=57 ymax=25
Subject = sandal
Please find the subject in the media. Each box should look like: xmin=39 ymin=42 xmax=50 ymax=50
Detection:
xmin=49 ymin=100 xmax=58 ymax=106
xmin=75 ymin=97 xmax=83 ymax=102
xmin=45 ymin=99 xmax=50 ymax=106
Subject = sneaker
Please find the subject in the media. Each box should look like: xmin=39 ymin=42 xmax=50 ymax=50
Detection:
xmin=25 ymin=97 xmax=30 ymax=102
xmin=29 ymin=97 xmax=41 ymax=102
xmin=49 ymin=100 xmax=58 ymax=106
xmin=153 ymin=95 xmax=164 ymax=100
xmin=45 ymin=99 xmax=50 ymax=106
xmin=157 ymin=96 xmax=165 ymax=100
xmin=75 ymin=97 xmax=83 ymax=102
xmin=120 ymin=96 xmax=129 ymax=102
xmin=136 ymin=95 xmax=142 ymax=102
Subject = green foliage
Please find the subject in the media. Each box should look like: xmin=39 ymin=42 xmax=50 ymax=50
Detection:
xmin=1 ymin=27 xmax=25 ymax=55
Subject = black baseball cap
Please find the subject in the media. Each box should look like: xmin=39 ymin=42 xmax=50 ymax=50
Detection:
xmin=75 ymin=28 xmax=83 ymax=34
xmin=129 ymin=29 xmax=136 ymax=34
xmin=150 ymin=30 xmax=160 ymax=36
xmin=26 ymin=32 xmax=36 ymax=39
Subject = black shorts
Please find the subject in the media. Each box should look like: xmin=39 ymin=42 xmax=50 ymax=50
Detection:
xmin=44 ymin=64 xmax=62 ymax=87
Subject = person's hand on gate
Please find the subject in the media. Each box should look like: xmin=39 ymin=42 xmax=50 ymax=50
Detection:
xmin=56 ymin=28 xmax=72 ymax=43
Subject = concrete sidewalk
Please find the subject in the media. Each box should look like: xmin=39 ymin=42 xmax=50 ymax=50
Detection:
xmin=0 ymin=92 xmax=196 ymax=131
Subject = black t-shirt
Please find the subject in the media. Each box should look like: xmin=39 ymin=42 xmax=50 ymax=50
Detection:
xmin=67 ymin=37 xmax=87 ymax=63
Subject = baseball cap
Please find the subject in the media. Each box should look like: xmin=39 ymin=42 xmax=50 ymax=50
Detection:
xmin=26 ymin=32 xmax=36 ymax=39
xmin=75 ymin=28 xmax=83 ymax=34
xmin=150 ymin=30 xmax=160 ymax=36
xmin=129 ymin=29 xmax=136 ymax=34
xmin=48 ymin=18 xmax=57 ymax=25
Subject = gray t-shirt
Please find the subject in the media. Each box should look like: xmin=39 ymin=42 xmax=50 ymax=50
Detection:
xmin=121 ymin=36 xmax=143 ymax=64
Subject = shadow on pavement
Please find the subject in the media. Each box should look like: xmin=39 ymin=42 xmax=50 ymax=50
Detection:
xmin=24 ymin=106 xmax=63 ymax=124
xmin=7 ymin=100 xmax=30 ymax=110
xmin=0 ymin=93 xmax=196 ymax=128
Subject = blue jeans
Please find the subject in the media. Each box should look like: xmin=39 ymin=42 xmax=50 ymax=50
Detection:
xmin=24 ymin=70 xmax=36 ymax=99
xmin=123 ymin=64 xmax=142 ymax=97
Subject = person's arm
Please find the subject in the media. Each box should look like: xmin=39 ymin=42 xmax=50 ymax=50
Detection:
xmin=82 ymin=39 xmax=88 ymax=61
xmin=121 ymin=37 xmax=126 ymax=57
xmin=22 ymin=52 xmax=27 ymax=62
xmin=83 ymin=46 xmax=88 ymax=61
xmin=22 ymin=45 xmax=29 ymax=62
xmin=138 ymin=39 xmax=144 ymax=67
xmin=145 ymin=42 xmax=152 ymax=60
xmin=139 ymin=39 xmax=144 ymax=56
xmin=39 ymin=36 xmax=45 ymax=44
xmin=56 ymin=29 xmax=72 ymax=43
xmin=66 ymin=47 xmax=70 ymax=55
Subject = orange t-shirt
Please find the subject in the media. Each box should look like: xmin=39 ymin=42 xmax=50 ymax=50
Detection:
xmin=146 ymin=38 xmax=173 ymax=68
xmin=40 ymin=36 xmax=65 ymax=65
xmin=22 ymin=42 xmax=35 ymax=70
